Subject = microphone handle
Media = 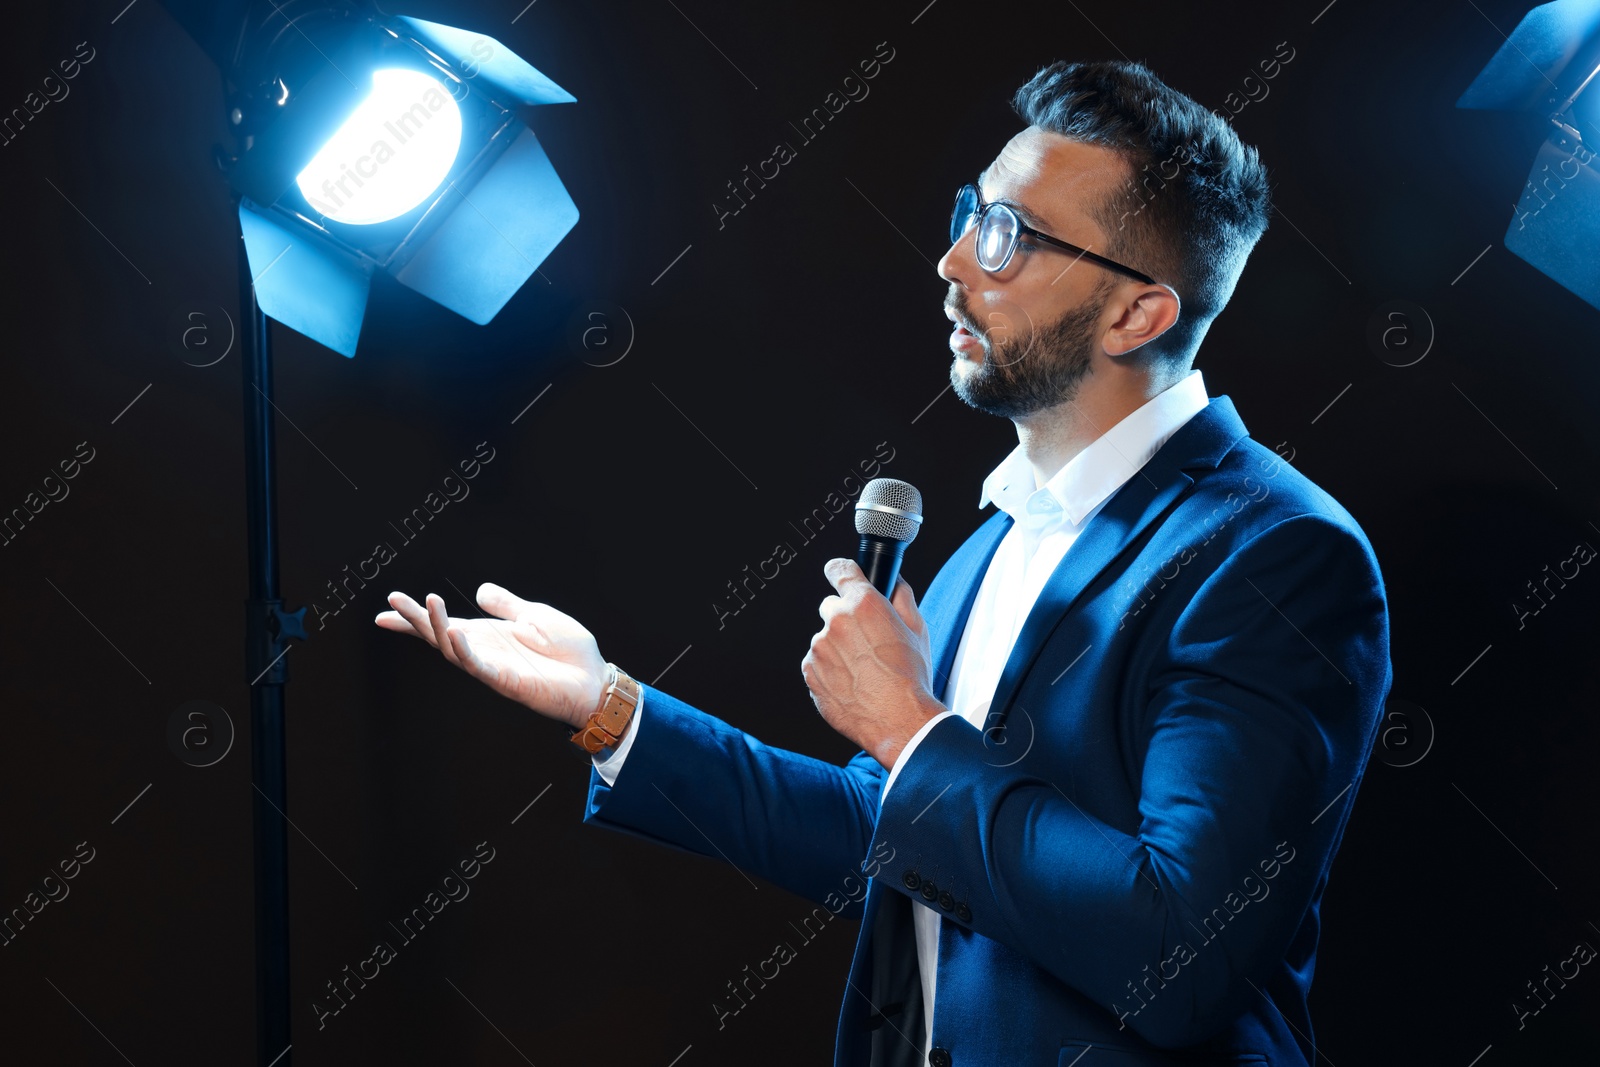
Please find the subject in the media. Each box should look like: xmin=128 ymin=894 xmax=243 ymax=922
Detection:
xmin=857 ymin=534 xmax=907 ymax=598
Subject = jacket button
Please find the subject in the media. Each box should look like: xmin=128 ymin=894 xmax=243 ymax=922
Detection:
xmin=938 ymin=890 xmax=954 ymax=911
xmin=929 ymin=1047 xmax=952 ymax=1067
xmin=955 ymin=901 xmax=972 ymax=923
xmin=920 ymin=880 xmax=939 ymax=902
xmin=901 ymin=869 xmax=921 ymax=892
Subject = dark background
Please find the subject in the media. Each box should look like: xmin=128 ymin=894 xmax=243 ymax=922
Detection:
xmin=2 ymin=0 xmax=1598 ymax=1063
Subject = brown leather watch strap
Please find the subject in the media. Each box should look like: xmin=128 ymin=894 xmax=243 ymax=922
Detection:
xmin=569 ymin=663 xmax=640 ymax=754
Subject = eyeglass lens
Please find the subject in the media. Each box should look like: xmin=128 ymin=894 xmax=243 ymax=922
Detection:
xmin=950 ymin=185 xmax=1017 ymax=271
xmin=950 ymin=186 xmax=977 ymax=243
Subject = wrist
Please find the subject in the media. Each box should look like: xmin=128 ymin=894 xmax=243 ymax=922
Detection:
xmin=874 ymin=690 xmax=945 ymax=771
xmin=568 ymin=663 xmax=639 ymax=754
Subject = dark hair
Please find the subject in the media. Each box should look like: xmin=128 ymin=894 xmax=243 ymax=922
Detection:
xmin=1011 ymin=59 xmax=1271 ymax=357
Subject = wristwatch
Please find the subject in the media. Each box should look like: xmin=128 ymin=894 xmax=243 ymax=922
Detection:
xmin=568 ymin=663 xmax=640 ymax=754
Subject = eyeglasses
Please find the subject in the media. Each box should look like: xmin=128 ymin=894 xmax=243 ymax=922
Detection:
xmin=949 ymin=183 xmax=1156 ymax=285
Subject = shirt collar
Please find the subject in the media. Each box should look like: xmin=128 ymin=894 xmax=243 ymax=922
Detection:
xmin=978 ymin=369 xmax=1211 ymax=527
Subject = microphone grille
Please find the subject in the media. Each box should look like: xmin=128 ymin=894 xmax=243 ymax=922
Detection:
xmin=855 ymin=478 xmax=924 ymax=543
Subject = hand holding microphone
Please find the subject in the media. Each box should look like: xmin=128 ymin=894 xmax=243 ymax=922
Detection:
xmin=804 ymin=478 xmax=943 ymax=769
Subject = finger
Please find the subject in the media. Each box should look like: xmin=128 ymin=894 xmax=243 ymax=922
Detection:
xmin=373 ymin=609 xmax=422 ymax=636
xmin=817 ymin=594 xmax=842 ymax=622
xmin=475 ymin=581 xmax=532 ymax=622
xmin=890 ymin=576 xmax=924 ymax=632
xmin=800 ymin=648 xmax=819 ymax=688
xmin=427 ymin=594 xmax=461 ymax=666
xmin=823 ymin=557 xmax=872 ymax=597
xmin=386 ymin=591 xmax=439 ymax=648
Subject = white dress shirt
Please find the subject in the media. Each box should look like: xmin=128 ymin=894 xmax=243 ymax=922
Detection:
xmin=595 ymin=369 xmax=1212 ymax=1061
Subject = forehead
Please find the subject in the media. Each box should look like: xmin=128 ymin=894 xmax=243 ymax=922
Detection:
xmin=978 ymin=127 xmax=1130 ymax=238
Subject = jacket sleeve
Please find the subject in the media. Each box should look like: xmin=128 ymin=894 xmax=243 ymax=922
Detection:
xmin=862 ymin=513 xmax=1392 ymax=1047
xmin=582 ymin=683 xmax=887 ymax=919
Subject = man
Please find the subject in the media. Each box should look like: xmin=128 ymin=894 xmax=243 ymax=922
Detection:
xmin=378 ymin=59 xmax=1392 ymax=1066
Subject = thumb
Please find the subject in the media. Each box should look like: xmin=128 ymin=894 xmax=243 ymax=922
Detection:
xmin=476 ymin=581 xmax=532 ymax=622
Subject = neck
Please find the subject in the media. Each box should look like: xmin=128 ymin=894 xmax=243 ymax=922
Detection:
xmin=1013 ymin=359 xmax=1191 ymax=489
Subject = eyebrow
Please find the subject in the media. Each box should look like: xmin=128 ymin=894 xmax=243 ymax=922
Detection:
xmin=975 ymin=166 xmax=1050 ymax=232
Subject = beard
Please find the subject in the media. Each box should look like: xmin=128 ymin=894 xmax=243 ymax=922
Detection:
xmin=949 ymin=285 xmax=1111 ymax=419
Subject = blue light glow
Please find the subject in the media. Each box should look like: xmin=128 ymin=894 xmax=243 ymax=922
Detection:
xmin=295 ymin=68 xmax=463 ymax=226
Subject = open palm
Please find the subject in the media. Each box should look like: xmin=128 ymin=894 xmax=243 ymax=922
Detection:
xmin=375 ymin=583 xmax=607 ymax=729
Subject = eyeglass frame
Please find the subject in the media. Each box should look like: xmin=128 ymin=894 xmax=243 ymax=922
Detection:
xmin=950 ymin=183 xmax=1157 ymax=286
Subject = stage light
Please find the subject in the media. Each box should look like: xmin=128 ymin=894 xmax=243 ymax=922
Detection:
xmin=293 ymin=67 xmax=464 ymax=226
xmin=154 ymin=5 xmax=585 ymax=1063
xmin=1458 ymin=0 xmax=1600 ymax=310
xmin=219 ymin=9 xmax=580 ymax=356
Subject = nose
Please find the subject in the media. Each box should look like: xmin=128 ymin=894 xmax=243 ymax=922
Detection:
xmin=938 ymin=228 xmax=975 ymax=289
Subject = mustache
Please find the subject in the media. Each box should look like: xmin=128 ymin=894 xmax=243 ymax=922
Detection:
xmin=945 ymin=303 xmax=983 ymax=337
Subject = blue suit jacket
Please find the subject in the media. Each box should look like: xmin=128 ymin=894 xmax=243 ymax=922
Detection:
xmin=584 ymin=395 xmax=1392 ymax=1066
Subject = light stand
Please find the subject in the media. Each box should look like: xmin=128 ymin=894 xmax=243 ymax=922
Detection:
xmin=238 ymin=214 xmax=307 ymax=1067
xmin=156 ymin=3 xmax=580 ymax=1061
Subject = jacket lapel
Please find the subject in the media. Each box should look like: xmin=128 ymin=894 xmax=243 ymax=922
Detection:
xmin=922 ymin=510 xmax=1012 ymax=704
xmin=981 ymin=396 xmax=1252 ymax=730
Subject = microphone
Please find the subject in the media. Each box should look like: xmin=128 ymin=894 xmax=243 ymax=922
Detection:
xmin=854 ymin=478 xmax=924 ymax=597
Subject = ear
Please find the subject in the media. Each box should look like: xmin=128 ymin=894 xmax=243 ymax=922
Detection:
xmin=1103 ymin=283 xmax=1181 ymax=357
